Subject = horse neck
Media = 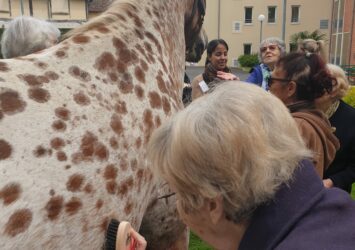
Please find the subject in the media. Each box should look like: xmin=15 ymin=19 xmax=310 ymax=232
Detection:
xmin=60 ymin=0 xmax=187 ymax=107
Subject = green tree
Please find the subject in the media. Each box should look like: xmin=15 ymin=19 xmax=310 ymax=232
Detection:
xmin=289 ymin=30 xmax=327 ymax=51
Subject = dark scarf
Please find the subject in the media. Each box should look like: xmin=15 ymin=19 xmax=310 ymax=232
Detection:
xmin=287 ymin=100 xmax=316 ymax=113
xmin=202 ymin=63 xmax=231 ymax=85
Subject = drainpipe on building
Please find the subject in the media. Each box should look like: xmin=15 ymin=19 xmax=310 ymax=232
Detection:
xmin=218 ymin=0 xmax=221 ymax=39
xmin=329 ymin=0 xmax=334 ymax=63
xmin=349 ymin=0 xmax=355 ymax=65
xmin=340 ymin=0 xmax=345 ymax=64
xmin=334 ymin=0 xmax=341 ymax=64
xmin=29 ymin=0 xmax=33 ymax=16
xmin=20 ymin=0 xmax=24 ymax=15
xmin=282 ymin=0 xmax=287 ymax=42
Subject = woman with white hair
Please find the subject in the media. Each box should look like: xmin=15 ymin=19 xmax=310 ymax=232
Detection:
xmin=148 ymin=82 xmax=355 ymax=249
xmin=1 ymin=16 xmax=60 ymax=58
xmin=246 ymin=37 xmax=286 ymax=90
xmin=316 ymin=64 xmax=355 ymax=192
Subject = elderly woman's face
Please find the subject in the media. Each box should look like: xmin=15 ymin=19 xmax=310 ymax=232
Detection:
xmin=208 ymin=44 xmax=228 ymax=71
xmin=260 ymin=43 xmax=281 ymax=68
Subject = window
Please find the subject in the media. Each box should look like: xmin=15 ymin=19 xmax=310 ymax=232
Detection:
xmin=244 ymin=7 xmax=253 ymax=24
xmin=268 ymin=6 xmax=276 ymax=23
xmin=291 ymin=6 xmax=300 ymax=23
xmin=320 ymin=20 xmax=329 ymax=29
xmin=244 ymin=44 xmax=252 ymax=55
xmin=0 ymin=0 xmax=10 ymax=13
xmin=333 ymin=19 xmax=343 ymax=31
xmin=233 ymin=21 xmax=242 ymax=33
xmin=51 ymin=0 xmax=70 ymax=14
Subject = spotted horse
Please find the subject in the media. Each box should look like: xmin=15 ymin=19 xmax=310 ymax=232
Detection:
xmin=0 ymin=0 xmax=207 ymax=249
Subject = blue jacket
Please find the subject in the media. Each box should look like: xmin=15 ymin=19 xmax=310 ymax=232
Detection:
xmin=239 ymin=159 xmax=355 ymax=250
xmin=245 ymin=64 xmax=263 ymax=86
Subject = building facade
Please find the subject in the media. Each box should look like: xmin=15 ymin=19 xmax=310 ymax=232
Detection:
xmin=0 ymin=0 xmax=90 ymax=29
xmin=329 ymin=0 xmax=355 ymax=66
xmin=199 ymin=0 xmax=333 ymax=67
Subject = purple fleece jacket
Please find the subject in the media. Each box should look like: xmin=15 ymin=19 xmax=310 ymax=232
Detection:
xmin=239 ymin=159 xmax=355 ymax=250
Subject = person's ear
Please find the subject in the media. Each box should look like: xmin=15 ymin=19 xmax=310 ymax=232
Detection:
xmin=287 ymin=81 xmax=297 ymax=97
xmin=207 ymin=195 xmax=224 ymax=225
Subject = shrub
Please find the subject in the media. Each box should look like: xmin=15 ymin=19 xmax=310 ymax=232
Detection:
xmin=238 ymin=54 xmax=259 ymax=68
xmin=343 ymin=86 xmax=355 ymax=108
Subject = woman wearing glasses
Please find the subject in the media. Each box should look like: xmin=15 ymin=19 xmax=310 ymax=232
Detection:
xmin=268 ymin=52 xmax=339 ymax=177
xmin=245 ymin=37 xmax=286 ymax=90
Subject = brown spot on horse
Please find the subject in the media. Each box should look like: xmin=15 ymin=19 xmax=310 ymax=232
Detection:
xmin=55 ymin=107 xmax=71 ymax=121
xmin=4 ymin=209 xmax=32 ymax=237
xmin=66 ymin=174 xmax=85 ymax=192
xmin=28 ymin=87 xmax=50 ymax=103
xmin=0 ymin=139 xmax=12 ymax=160
xmin=45 ymin=196 xmax=64 ymax=220
xmin=0 ymin=183 xmax=22 ymax=205
xmin=74 ymin=91 xmax=91 ymax=106
xmin=0 ymin=90 xmax=26 ymax=115
xmin=0 ymin=62 xmax=10 ymax=72
xmin=65 ymin=197 xmax=83 ymax=215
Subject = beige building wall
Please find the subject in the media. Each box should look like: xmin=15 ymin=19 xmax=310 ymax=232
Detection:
xmin=0 ymin=0 xmax=87 ymax=29
xmin=197 ymin=0 xmax=333 ymax=67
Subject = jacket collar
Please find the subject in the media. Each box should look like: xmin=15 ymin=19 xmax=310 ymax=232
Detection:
xmin=239 ymin=160 xmax=324 ymax=250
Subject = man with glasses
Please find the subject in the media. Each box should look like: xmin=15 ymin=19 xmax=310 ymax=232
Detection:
xmin=246 ymin=37 xmax=286 ymax=90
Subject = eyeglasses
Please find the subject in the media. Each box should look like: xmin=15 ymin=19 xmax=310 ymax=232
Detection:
xmin=267 ymin=76 xmax=292 ymax=87
xmin=260 ymin=45 xmax=279 ymax=53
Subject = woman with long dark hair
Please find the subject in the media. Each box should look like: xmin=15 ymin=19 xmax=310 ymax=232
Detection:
xmin=191 ymin=39 xmax=238 ymax=101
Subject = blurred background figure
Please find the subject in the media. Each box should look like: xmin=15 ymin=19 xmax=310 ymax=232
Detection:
xmin=1 ymin=16 xmax=60 ymax=59
xmin=268 ymin=52 xmax=339 ymax=177
xmin=316 ymin=64 xmax=355 ymax=192
xmin=297 ymin=38 xmax=328 ymax=63
xmin=191 ymin=39 xmax=238 ymax=101
xmin=246 ymin=37 xmax=286 ymax=90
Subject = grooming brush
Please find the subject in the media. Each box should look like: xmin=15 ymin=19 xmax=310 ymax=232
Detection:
xmin=104 ymin=219 xmax=137 ymax=250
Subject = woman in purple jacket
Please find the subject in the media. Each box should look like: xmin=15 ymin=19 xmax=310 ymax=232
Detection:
xmin=148 ymin=82 xmax=355 ymax=250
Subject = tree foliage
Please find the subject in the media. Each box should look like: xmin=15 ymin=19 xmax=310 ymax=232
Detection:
xmin=289 ymin=30 xmax=327 ymax=51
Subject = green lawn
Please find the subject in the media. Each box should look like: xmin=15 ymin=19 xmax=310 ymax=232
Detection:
xmin=189 ymin=184 xmax=355 ymax=250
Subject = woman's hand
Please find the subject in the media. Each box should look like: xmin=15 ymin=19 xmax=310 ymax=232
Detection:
xmin=323 ymin=178 xmax=334 ymax=188
xmin=130 ymin=228 xmax=147 ymax=250
xmin=217 ymin=71 xmax=239 ymax=81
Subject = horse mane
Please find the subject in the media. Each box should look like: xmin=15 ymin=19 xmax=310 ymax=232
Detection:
xmin=62 ymin=0 xmax=141 ymax=40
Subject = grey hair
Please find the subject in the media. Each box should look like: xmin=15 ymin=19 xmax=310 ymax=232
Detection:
xmin=1 ymin=16 xmax=60 ymax=58
xmin=148 ymin=82 xmax=311 ymax=223
xmin=258 ymin=37 xmax=286 ymax=62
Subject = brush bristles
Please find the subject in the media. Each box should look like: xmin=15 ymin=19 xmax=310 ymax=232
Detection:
xmin=104 ymin=219 xmax=120 ymax=250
